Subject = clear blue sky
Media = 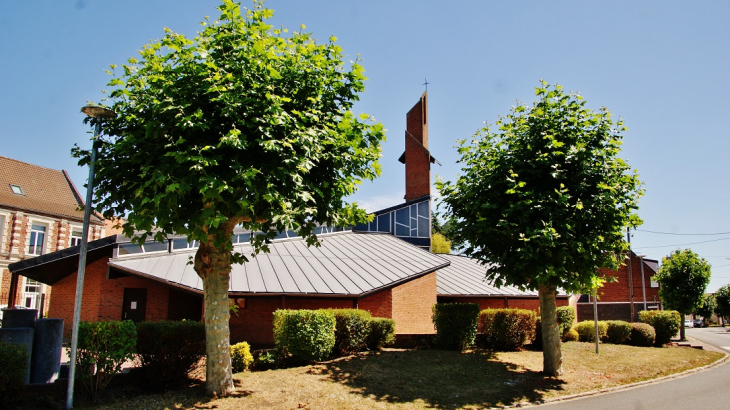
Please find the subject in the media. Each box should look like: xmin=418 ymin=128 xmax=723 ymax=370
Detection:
xmin=1 ymin=1 xmax=729 ymax=291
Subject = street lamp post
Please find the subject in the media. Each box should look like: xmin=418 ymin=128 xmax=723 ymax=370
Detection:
xmin=66 ymin=105 xmax=116 ymax=410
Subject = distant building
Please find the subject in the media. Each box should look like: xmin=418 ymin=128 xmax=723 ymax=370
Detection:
xmin=0 ymin=156 xmax=110 ymax=318
xmin=576 ymin=250 xmax=661 ymax=322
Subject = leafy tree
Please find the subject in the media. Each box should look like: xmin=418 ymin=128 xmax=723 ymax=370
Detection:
xmin=715 ymin=285 xmax=730 ymax=325
xmin=74 ymin=0 xmax=384 ymax=395
xmin=436 ymin=82 xmax=643 ymax=376
xmin=655 ymin=249 xmax=711 ymax=340
xmin=432 ymin=209 xmax=462 ymax=250
xmin=695 ymin=293 xmax=716 ymax=322
xmin=431 ymin=232 xmax=452 ymax=254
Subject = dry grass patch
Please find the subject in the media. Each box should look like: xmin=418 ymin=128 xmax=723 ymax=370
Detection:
xmin=74 ymin=343 xmax=723 ymax=410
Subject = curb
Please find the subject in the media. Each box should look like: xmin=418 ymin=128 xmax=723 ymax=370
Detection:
xmin=492 ymin=349 xmax=730 ymax=409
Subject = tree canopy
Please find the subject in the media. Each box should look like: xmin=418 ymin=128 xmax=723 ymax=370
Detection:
xmin=431 ymin=232 xmax=452 ymax=254
xmin=695 ymin=293 xmax=716 ymax=320
xmin=714 ymin=285 xmax=730 ymax=321
xmin=74 ymin=0 xmax=384 ymax=395
xmin=436 ymin=81 xmax=643 ymax=375
xmin=655 ymin=249 xmax=711 ymax=340
xmin=655 ymin=249 xmax=711 ymax=314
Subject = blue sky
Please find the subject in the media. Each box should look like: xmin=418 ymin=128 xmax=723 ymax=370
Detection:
xmin=1 ymin=1 xmax=729 ymax=291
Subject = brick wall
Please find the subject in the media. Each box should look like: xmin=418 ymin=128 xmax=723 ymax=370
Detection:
xmin=48 ymin=256 xmax=174 ymax=337
xmin=391 ymin=272 xmax=437 ymax=334
xmin=436 ymin=296 xmax=571 ymax=312
xmin=358 ymin=288 xmax=393 ymax=318
xmin=598 ymin=253 xmax=661 ymax=308
xmin=228 ymin=297 xmax=354 ymax=347
xmin=404 ymin=92 xmax=431 ymax=202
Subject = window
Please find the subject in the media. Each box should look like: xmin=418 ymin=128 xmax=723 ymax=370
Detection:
xmin=0 ymin=215 xmax=5 ymax=249
xmin=650 ymin=276 xmax=659 ymax=288
xmin=28 ymin=223 xmax=46 ymax=255
xmin=23 ymin=279 xmax=41 ymax=309
xmin=10 ymin=184 xmax=23 ymax=195
xmin=70 ymin=229 xmax=83 ymax=247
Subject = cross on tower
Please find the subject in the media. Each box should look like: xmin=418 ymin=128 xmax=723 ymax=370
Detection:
xmin=423 ymin=77 xmax=429 ymax=91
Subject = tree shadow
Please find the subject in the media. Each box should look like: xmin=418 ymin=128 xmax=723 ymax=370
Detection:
xmin=314 ymin=349 xmax=566 ymax=408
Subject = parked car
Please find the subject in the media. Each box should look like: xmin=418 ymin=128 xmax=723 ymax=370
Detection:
xmin=694 ymin=319 xmax=702 ymax=328
xmin=684 ymin=319 xmax=694 ymax=328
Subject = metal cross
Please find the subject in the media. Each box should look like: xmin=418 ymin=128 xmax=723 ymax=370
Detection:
xmin=423 ymin=77 xmax=429 ymax=91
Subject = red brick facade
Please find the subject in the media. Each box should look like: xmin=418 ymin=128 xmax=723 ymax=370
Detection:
xmin=596 ymin=253 xmax=660 ymax=306
xmin=1 ymin=209 xmax=106 ymax=314
xmin=404 ymin=92 xmax=431 ymax=202
xmin=228 ymin=272 xmax=438 ymax=347
xmin=48 ymin=256 xmax=201 ymax=337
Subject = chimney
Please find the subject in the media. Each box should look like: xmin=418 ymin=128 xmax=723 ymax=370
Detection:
xmin=400 ymin=92 xmax=432 ymax=202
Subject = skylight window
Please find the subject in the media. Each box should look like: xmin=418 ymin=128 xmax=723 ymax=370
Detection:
xmin=10 ymin=184 xmax=23 ymax=195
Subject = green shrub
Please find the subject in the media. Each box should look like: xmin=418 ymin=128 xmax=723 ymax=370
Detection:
xmin=367 ymin=317 xmax=396 ymax=350
xmin=605 ymin=320 xmax=632 ymax=344
xmin=556 ymin=306 xmax=576 ymax=337
xmin=562 ymin=328 xmax=579 ymax=342
xmin=630 ymin=323 xmax=656 ymax=347
xmin=75 ymin=320 xmax=137 ymax=402
xmin=574 ymin=320 xmax=608 ymax=343
xmin=432 ymin=303 xmax=480 ymax=350
xmin=273 ymin=309 xmax=336 ymax=363
xmin=135 ymin=320 xmax=205 ymax=389
xmin=639 ymin=310 xmax=681 ymax=346
xmin=253 ymin=350 xmax=279 ymax=371
xmin=329 ymin=309 xmax=372 ymax=355
xmin=0 ymin=342 xmax=28 ymax=408
xmin=231 ymin=342 xmax=254 ymax=373
xmin=480 ymin=308 xmax=537 ymax=351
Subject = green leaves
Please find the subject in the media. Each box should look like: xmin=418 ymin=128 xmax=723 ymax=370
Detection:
xmin=655 ymin=249 xmax=711 ymax=314
xmin=436 ymin=82 xmax=644 ymax=294
xmin=78 ymin=0 xmax=385 ymax=254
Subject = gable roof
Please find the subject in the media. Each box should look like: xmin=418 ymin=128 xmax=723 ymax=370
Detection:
xmin=436 ymin=254 xmax=567 ymax=298
xmin=109 ymin=232 xmax=449 ymax=297
xmin=0 ymin=156 xmax=102 ymax=223
xmin=11 ymin=231 xmax=451 ymax=297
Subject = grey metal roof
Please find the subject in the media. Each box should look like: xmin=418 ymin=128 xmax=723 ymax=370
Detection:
xmin=436 ymin=254 xmax=541 ymax=297
xmin=108 ymin=232 xmax=450 ymax=297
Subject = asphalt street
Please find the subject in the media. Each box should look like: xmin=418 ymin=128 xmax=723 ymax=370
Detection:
xmin=533 ymin=327 xmax=730 ymax=410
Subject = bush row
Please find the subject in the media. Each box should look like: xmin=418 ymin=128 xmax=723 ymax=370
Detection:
xmin=573 ymin=320 xmax=657 ymax=346
xmin=273 ymin=309 xmax=396 ymax=363
xmin=0 ymin=342 xmax=28 ymax=408
xmin=638 ymin=310 xmax=681 ymax=345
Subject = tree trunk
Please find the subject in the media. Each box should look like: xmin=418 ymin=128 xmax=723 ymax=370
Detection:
xmin=680 ymin=312 xmax=686 ymax=341
xmin=539 ymin=285 xmax=563 ymax=376
xmin=195 ymin=241 xmax=235 ymax=396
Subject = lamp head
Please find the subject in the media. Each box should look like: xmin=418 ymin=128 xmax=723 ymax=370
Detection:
xmin=81 ymin=104 xmax=117 ymax=119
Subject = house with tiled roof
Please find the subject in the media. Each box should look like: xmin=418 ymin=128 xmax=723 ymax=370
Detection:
xmin=0 ymin=156 xmax=111 ymax=318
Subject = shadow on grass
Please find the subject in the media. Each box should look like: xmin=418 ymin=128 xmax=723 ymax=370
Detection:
xmin=315 ymin=349 xmax=565 ymax=408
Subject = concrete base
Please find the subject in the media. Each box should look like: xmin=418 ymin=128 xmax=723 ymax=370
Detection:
xmin=0 ymin=327 xmax=34 ymax=384
xmin=1 ymin=308 xmax=38 ymax=328
xmin=31 ymin=319 xmax=64 ymax=384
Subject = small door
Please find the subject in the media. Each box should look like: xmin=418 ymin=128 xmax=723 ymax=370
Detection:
xmin=122 ymin=288 xmax=147 ymax=322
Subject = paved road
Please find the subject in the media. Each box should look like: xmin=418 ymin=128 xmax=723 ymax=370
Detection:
xmin=533 ymin=327 xmax=730 ymax=410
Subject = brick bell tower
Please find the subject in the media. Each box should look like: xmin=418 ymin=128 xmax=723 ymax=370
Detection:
xmin=399 ymin=91 xmax=437 ymax=201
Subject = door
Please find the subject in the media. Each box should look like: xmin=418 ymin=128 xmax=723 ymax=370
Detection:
xmin=122 ymin=288 xmax=147 ymax=322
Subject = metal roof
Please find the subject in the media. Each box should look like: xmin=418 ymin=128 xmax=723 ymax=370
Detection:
xmin=436 ymin=254 xmax=542 ymax=297
xmin=108 ymin=232 xmax=450 ymax=297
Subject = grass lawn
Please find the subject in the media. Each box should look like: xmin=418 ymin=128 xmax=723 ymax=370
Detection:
xmin=74 ymin=342 xmax=723 ymax=410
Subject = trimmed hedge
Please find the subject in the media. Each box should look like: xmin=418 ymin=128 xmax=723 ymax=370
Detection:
xmin=574 ymin=320 xmax=608 ymax=343
xmin=0 ymin=342 xmax=28 ymax=408
xmin=480 ymin=308 xmax=537 ymax=351
xmin=432 ymin=303 xmax=480 ymax=350
xmin=231 ymin=342 xmax=254 ymax=373
xmin=136 ymin=320 xmax=206 ymax=389
xmin=76 ymin=320 xmax=137 ymax=402
xmin=630 ymin=323 xmax=656 ymax=347
xmin=273 ymin=309 xmax=336 ymax=363
xmin=563 ymin=328 xmax=579 ymax=342
xmin=605 ymin=320 xmax=632 ymax=344
xmin=330 ymin=309 xmax=372 ymax=355
xmin=556 ymin=306 xmax=576 ymax=337
xmin=367 ymin=318 xmax=396 ymax=350
xmin=639 ymin=310 xmax=681 ymax=346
